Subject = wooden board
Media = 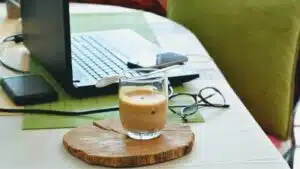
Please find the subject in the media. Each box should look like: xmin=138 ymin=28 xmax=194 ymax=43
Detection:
xmin=63 ymin=119 xmax=195 ymax=167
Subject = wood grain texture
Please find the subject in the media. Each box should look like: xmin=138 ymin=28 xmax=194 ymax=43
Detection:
xmin=63 ymin=119 xmax=194 ymax=167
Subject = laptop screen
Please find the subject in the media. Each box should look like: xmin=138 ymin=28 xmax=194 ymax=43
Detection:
xmin=21 ymin=0 xmax=73 ymax=89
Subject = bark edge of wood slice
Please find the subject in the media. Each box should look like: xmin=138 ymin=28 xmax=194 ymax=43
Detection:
xmin=63 ymin=119 xmax=195 ymax=167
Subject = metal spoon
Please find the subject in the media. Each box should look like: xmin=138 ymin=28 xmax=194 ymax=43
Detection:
xmin=95 ymin=65 xmax=180 ymax=88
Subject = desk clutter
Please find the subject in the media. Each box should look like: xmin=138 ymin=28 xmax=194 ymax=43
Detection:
xmin=0 ymin=2 xmax=295 ymax=169
xmin=3 ymin=11 xmax=201 ymax=129
xmin=63 ymin=118 xmax=195 ymax=167
xmin=1 ymin=10 xmax=198 ymax=166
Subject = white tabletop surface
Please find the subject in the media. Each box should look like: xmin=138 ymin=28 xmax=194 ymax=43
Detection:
xmin=0 ymin=3 xmax=291 ymax=169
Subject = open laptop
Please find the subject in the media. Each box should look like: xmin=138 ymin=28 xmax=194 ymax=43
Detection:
xmin=21 ymin=0 xmax=199 ymax=97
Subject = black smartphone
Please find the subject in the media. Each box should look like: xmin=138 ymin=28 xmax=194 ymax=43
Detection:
xmin=127 ymin=52 xmax=188 ymax=69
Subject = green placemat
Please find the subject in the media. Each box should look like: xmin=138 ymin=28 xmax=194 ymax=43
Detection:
xmin=22 ymin=12 xmax=204 ymax=130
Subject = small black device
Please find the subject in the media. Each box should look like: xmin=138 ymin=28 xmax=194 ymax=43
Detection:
xmin=127 ymin=52 xmax=188 ymax=69
xmin=1 ymin=74 xmax=58 ymax=106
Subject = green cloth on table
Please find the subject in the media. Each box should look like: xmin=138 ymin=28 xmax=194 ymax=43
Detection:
xmin=22 ymin=12 xmax=204 ymax=130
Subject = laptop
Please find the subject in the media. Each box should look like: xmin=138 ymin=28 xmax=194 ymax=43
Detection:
xmin=21 ymin=0 xmax=199 ymax=97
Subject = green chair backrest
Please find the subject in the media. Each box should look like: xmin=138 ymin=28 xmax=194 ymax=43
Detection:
xmin=168 ymin=0 xmax=300 ymax=140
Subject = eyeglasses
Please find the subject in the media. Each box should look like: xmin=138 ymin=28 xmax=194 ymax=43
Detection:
xmin=168 ymin=87 xmax=230 ymax=122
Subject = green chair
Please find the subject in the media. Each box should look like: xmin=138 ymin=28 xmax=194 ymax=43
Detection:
xmin=167 ymin=0 xmax=300 ymax=141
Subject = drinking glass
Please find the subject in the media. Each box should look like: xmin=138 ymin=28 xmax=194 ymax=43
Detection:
xmin=6 ymin=0 xmax=20 ymax=19
xmin=118 ymin=68 xmax=168 ymax=140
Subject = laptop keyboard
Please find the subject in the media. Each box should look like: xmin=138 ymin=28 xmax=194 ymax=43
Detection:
xmin=71 ymin=35 xmax=129 ymax=81
xmin=70 ymin=34 xmax=200 ymax=87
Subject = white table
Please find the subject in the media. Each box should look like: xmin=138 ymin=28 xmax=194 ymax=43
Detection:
xmin=0 ymin=3 xmax=290 ymax=169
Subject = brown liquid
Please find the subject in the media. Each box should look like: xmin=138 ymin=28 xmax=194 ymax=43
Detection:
xmin=119 ymin=87 xmax=168 ymax=133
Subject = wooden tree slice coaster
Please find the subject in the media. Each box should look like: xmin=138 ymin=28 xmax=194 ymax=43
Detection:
xmin=63 ymin=118 xmax=195 ymax=167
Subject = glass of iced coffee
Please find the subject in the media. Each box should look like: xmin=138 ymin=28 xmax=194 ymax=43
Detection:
xmin=119 ymin=69 xmax=168 ymax=140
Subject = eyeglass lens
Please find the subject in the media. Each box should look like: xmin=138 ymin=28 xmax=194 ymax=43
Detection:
xmin=168 ymin=87 xmax=229 ymax=122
